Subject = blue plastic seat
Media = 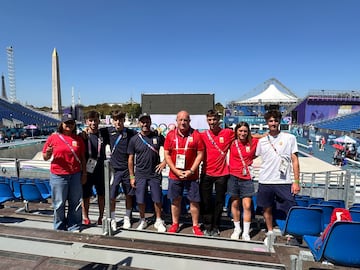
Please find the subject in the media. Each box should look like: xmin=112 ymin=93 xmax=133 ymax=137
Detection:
xmin=295 ymin=198 xmax=309 ymax=207
xmin=309 ymin=204 xmax=334 ymax=227
xmin=276 ymin=206 xmax=324 ymax=237
xmin=307 ymin=197 xmax=324 ymax=205
xmin=20 ymin=183 xmax=49 ymax=212
xmin=320 ymin=200 xmax=342 ymax=208
xmin=34 ymin=181 xmax=52 ymax=199
xmin=350 ymin=210 xmax=360 ymax=222
xmin=304 ymin=221 xmax=360 ymax=267
xmin=328 ymin=199 xmax=345 ymax=208
xmin=0 ymin=182 xmax=16 ymax=204
xmin=349 ymin=206 xmax=360 ymax=211
xmin=11 ymin=179 xmax=25 ymax=199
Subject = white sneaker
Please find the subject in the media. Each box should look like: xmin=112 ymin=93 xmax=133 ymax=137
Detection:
xmin=264 ymin=231 xmax=275 ymax=246
xmin=154 ymin=219 xmax=167 ymax=232
xmin=136 ymin=219 xmax=147 ymax=230
xmin=230 ymin=229 xmax=241 ymax=240
xmin=242 ymin=234 xmax=250 ymax=241
xmin=123 ymin=216 xmax=131 ymax=229
xmin=111 ymin=219 xmax=117 ymax=231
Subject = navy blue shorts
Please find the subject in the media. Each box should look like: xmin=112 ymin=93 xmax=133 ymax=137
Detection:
xmin=110 ymin=169 xmax=135 ymax=199
xmin=135 ymin=177 xmax=162 ymax=204
xmin=82 ymin=170 xmax=105 ymax=198
xmin=227 ymin=175 xmax=255 ymax=199
xmin=167 ymin=179 xmax=201 ymax=203
xmin=256 ymin=183 xmax=296 ymax=212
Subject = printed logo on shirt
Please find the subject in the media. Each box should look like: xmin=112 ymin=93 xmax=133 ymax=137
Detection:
xmin=153 ymin=138 xmax=158 ymax=145
xmin=72 ymin=141 xmax=78 ymax=147
xmin=189 ymin=137 xmax=193 ymax=142
xmin=219 ymin=137 xmax=224 ymax=143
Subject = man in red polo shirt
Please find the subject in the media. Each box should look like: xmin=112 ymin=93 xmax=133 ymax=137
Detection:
xmin=200 ymin=109 xmax=234 ymax=236
xmin=164 ymin=110 xmax=205 ymax=236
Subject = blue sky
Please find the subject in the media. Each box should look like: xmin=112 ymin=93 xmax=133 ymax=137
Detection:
xmin=0 ymin=0 xmax=360 ymax=108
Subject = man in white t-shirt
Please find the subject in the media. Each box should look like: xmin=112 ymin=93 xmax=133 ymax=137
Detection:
xmin=255 ymin=110 xmax=300 ymax=245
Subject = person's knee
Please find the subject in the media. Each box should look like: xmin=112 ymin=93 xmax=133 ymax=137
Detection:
xmin=172 ymin=196 xmax=182 ymax=206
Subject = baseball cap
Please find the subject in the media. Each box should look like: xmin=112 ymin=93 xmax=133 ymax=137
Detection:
xmin=139 ymin=113 xmax=151 ymax=121
xmin=61 ymin=113 xmax=75 ymax=123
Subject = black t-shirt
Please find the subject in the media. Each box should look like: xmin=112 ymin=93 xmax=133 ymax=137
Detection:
xmin=84 ymin=129 xmax=108 ymax=175
xmin=127 ymin=131 xmax=165 ymax=179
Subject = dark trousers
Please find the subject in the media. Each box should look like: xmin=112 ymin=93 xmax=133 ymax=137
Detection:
xmin=200 ymin=174 xmax=228 ymax=230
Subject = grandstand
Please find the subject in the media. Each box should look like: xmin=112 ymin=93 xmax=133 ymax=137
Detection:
xmin=0 ymin=97 xmax=59 ymax=129
xmin=313 ymin=110 xmax=360 ymax=134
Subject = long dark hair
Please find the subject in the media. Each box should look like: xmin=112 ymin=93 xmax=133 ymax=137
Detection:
xmin=234 ymin=121 xmax=252 ymax=145
xmin=57 ymin=121 xmax=77 ymax=134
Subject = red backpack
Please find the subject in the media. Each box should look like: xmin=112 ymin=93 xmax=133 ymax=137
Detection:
xmin=315 ymin=208 xmax=352 ymax=249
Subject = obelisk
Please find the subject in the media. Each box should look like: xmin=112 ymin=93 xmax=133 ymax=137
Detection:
xmin=52 ymin=48 xmax=62 ymax=118
xmin=1 ymin=74 xmax=7 ymax=100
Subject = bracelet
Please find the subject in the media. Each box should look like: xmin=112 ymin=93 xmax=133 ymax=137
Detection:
xmin=293 ymin=180 xmax=300 ymax=184
xmin=130 ymin=175 xmax=135 ymax=179
xmin=189 ymin=169 xmax=194 ymax=175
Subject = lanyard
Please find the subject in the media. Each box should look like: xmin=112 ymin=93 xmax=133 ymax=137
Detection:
xmin=235 ymin=140 xmax=248 ymax=169
xmin=138 ymin=133 xmax=158 ymax=154
xmin=267 ymin=135 xmax=280 ymax=156
xmin=206 ymin=130 xmax=225 ymax=156
xmin=175 ymin=128 xmax=192 ymax=153
xmin=111 ymin=128 xmax=126 ymax=155
xmin=57 ymin=133 xmax=81 ymax=164
xmin=88 ymin=133 xmax=102 ymax=159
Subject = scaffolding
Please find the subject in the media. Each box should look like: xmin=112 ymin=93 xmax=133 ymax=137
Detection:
xmin=6 ymin=46 xmax=16 ymax=103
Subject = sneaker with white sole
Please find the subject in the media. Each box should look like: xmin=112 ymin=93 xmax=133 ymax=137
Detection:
xmin=242 ymin=234 xmax=250 ymax=241
xmin=230 ymin=229 xmax=241 ymax=240
xmin=264 ymin=231 xmax=275 ymax=246
xmin=154 ymin=220 xmax=167 ymax=232
xmin=136 ymin=219 xmax=147 ymax=230
xmin=123 ymin=216 xmax=131 ymax=229
xmin=111 ymin=219 xmax=117 ymax=231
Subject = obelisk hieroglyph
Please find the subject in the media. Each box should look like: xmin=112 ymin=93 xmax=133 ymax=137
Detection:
xmin=52 ymin=48 xmax=62 ymax=118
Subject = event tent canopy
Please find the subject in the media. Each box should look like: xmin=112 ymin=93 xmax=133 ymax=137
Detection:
xmin=236 ymin=83 xmax=299 ymax=105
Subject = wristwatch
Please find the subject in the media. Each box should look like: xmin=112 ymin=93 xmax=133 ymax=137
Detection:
xmin=189 ymin=169 xmax=195 ymax=175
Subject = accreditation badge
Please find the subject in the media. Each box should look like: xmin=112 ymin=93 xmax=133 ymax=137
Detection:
xmin=175 ymin=154 xmax=186 ymax=169
xmin=86 ymin=158 xmax=98 ymax=173
xmin=153 ymin=138 xmax=158 ymax=145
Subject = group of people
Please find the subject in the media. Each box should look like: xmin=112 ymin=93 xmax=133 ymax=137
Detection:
xmin=42 ymin=108 xmax=301 ymax=241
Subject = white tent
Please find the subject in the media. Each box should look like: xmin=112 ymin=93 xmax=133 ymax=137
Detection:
xmin=236 ymin=84 xmax=298 ymax=104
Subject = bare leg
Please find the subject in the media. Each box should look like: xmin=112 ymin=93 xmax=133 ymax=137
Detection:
xmin=231 ymin=197 xmax=240 ymax=222
xmin=154 ymin=202 xmax=162 ymax=219
xmin=97 ymin=195 xmax=105 ymax=219
xmin=190 ymin=201 xmax=200 ymax=226
xmin=82 ymin=197 xmax=90 ymax=220
xmin=171 ymin=197 xmax=182 ymax=224
xmin=263 ymin=207 xmax=273 ymax=231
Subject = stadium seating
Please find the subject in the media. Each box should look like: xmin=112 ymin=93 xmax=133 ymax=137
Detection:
xmin=20 ymin=183 xmax=50 ymax=212
xmin=276 ymin=206 xmax=324 ymax=237
xmin=349 ymin=209 xmax=360 ymax=222
xmin=0 ymin=97 xmax=59 ymax=127
xmin=304 ymin=221 xmax=360 ymax=267
xmin=0 ymin=182 xmax=16 ymax=204
xmin=314 ymin=111 xmax=360 ymax=132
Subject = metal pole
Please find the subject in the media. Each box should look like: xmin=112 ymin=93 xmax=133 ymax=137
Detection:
xmin=344 ymin=170 xmax=351 ymax=208
xmin=324 ymin=171 xmax=330 ymax=201
xmin=103 ymin=160 xmax=113 ymax=236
